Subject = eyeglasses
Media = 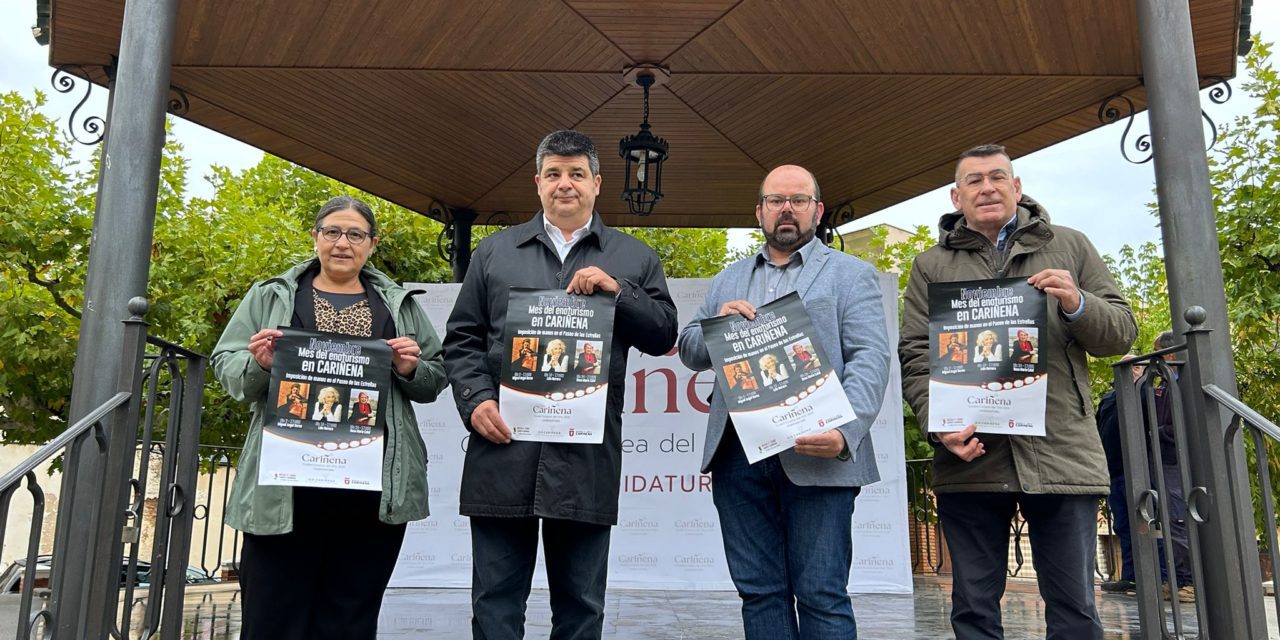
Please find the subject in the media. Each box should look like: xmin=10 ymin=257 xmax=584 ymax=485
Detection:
xmin=316 ymin=226 xmax=372 ymax=245
xmin=960 ymin=170 xmax=1012 ymax=188
xmin=761 ymin=194 xmax=816 ymax=212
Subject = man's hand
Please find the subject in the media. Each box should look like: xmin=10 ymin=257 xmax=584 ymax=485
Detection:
xmin=794 ymin=429 xmax=846 ymax=458
xmin=1027 ymin=269 xmax=1081 ymax=315
xmin=938 ymin=425 xmax=985 ymax=462
xmin=470 ymin=400 xmax=512 ymax=444
xmin=717 ymin=300 xmax=756 ymax=320
xmin=566 ymin=266 xmax=620 ymax=295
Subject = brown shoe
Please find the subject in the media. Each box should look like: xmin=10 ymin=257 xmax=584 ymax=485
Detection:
xmin=1176 ymin=585 xmax=1195 ymax=603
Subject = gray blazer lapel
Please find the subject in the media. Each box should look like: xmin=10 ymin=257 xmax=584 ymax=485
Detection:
xmin=793 ymin=244 xmax=831 ymax=298
xmin=732 ymin=256 xmax=755 ymax=301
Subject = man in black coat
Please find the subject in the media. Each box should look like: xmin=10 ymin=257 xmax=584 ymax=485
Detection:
xmin=443 ymin=130 xmax=678 ymax=640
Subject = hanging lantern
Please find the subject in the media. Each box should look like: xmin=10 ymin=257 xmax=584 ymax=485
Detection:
xmin=618 ymin=71 xmax=669 ymax=216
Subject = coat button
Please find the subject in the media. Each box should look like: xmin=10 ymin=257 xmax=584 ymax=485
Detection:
xmin=462 ymin=387 xmax=472 ymax=398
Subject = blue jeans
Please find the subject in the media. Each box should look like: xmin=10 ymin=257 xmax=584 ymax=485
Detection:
xmin=709 ymin=427 xmax=861 ymax=640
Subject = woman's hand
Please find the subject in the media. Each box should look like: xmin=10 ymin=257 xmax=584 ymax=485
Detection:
xmin=248 ymin=329 xmax=284 ymax=371
xmin=388 ymin=337 xmax=422 ymax=378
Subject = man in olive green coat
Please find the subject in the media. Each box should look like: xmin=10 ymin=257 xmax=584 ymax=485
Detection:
xmin=899 ymin=144 xmax=1136 ymax=640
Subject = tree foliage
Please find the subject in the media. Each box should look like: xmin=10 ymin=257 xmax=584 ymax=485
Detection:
xmin=1207 ymin=37 xmax=1280 ymax=542
xmin=846 ymin=224 xmax=937 ymax=460
xmin=1213 ymin=38 xmax=1280 ymax=422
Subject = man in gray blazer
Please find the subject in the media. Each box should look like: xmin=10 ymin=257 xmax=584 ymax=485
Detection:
xmin=677 ymin=165 xmax=891 ymax=640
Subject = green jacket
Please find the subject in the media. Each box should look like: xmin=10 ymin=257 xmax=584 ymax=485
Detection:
xmin=899 ymin=197 xmax=1136 ymax=495
xmin=211 ymin=259 xmax=447 ymax=534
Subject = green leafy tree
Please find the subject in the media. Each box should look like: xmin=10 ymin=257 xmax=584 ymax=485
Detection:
xmin=1207 ymin=36 xmax=1280 ymax=545
xmin=1085 ymin=241 xmax=1170 ymax=401
xmin=846 ymin=223 xmax=937 ymax=460
xmin=620 ymin=227 xmax=732 ymax=278
xmin=0 ymin=91 xmax=89 ymax=433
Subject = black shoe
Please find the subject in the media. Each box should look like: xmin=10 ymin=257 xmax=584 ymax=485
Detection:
xmin=1101 ymin=579 xmax=1136 ymax=593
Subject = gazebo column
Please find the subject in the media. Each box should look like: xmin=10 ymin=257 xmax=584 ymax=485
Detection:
xmin=451 ymin=209 xmax=477 ymax=282
xmin=1135 ymin=0 xmax=1265 ymax=636
xmin=50 ymin=0 xmax=180 ymax=635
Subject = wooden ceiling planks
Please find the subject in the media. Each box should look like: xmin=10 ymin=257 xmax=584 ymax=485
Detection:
xmin=566 ymin=0 xmax=740 ymax=62
xmin=45 ymin=0 xmax=1243 ymax=228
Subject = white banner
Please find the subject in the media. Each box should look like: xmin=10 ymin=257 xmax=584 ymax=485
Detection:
xmin=390 ymin=275 xmax=911 ymax=593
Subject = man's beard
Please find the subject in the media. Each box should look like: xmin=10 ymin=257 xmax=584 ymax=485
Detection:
xmin=764 ymin=212 xmax=818 ymax=253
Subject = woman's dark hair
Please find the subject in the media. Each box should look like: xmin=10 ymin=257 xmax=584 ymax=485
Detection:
xmin=314 ymin=195 xmax=377 ymax=237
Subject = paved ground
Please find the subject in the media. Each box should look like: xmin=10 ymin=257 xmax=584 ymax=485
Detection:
xmin=4 ymin=576 xmax=1273 ymax=638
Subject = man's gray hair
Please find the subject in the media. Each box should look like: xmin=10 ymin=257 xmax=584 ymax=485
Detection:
xmin=959 ymin=143 xmax=1010 ymax=162
xmin=535 ymin=130 xmax=600 ymax=176
xmin=1155 ymin=330 xmax=1177 ymax=350
xmin=955 ymin=143 xmax=1014 ymax=183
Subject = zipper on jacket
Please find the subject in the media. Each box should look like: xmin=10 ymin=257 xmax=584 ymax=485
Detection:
xmin=1063 ymin=337 xmax=1089 ymax=415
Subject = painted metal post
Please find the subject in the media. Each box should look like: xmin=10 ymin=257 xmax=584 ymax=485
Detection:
xmin=1134 ymin=0 xmax=1264 ymax=635
xmin=49 ymin=0 xmax=179 ymax=634
xmin=451 ymin=209 xmax=477 ymax=282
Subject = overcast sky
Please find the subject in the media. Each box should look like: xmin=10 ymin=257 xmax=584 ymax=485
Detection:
xmin=2 ymin=3 xmax=1275 ymax=259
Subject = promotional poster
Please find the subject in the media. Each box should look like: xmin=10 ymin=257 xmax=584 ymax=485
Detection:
xmin=700 ymin=292 xmax=855 ymax=463
xmin=498 ymin=288 xmax=616 ymax=443
xmin=259 ymin=328 xmax=392 ymax=490
xmin=927 ymin=277 xmax=1048 ymax=436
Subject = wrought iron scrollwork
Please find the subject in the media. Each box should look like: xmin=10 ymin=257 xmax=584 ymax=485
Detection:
xmin=51 ymin=65 xmax=105 ymax=145
xmin=820 ymin=202 xmax=856 ymax=251
xmin=167 ymin=86 xmax=191 ymax=116
xmin=1096 ymin=94 xmax=1152 ymax=165
xmin=1201 ymin=77 xmax=1232 ymax=152
xmin=431 ymin=200 xmax=457 ymax=264
xmin=483 ymin=211 xmax=514 ymax=227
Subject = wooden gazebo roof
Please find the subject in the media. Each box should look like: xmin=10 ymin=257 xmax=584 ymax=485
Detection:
xmin=47 ymin=0 xmax=1245 ymax=228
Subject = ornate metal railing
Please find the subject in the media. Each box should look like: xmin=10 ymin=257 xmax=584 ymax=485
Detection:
xmin=1113 ymin=307 xmax=1279 ymax=639
xmin=0 ymin=299 xmax=207 ymax=639
xmin=187 ymin=447 xmax=241 ymax=584
xmin=0 ymin=393 xmax=130 ymax=639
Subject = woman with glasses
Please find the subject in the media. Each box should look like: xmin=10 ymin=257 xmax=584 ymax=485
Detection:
xmin=211 ymin=195 xmax=446 ymax=640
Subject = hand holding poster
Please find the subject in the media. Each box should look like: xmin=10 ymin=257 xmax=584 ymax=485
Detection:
xmin=699 ymin=293 xmax=855 ymax=463
xmin=927 ymin=277 xmax=1048 ymax=436
xmin=499 ymin=288 xmax=616 ymax=443
xmin=259 ymin=328 xmax=393 ymax=490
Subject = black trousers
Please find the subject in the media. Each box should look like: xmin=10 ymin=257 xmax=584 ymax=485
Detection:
xmin=938 ymin=492 xmax=1103 ymax=640
xmin=470 ymin=516 xmax=612 ymax=640
xmin=239 ymin=487 xmax=407 ymax=640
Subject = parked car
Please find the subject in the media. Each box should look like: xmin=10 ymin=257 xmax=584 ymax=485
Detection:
xmin=138 ymin=565 xmax=220 ymax=587
xmin=0 ymin=556 xmax=157 ymax=593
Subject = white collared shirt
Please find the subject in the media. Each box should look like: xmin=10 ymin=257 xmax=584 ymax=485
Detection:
xmin=545 ymin=218 xmax=592 ymax=262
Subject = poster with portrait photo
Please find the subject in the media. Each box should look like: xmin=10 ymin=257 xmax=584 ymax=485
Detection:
xmin=259 ymin=328 xmax=392 ymax=490
xmin=927 ymin=277 xmax=1048 ymax=436
xmin=348 ymin=389 xmax=380 ymax=426
xmin=499 ymin=288 xmax=616 ymax=444
xmin=700 ymin=292 xmax=856 ymax=464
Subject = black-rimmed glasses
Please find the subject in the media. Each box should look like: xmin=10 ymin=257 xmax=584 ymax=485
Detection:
xmin=761 ymin=194 xmax=816 ymax=212
xmin=316 ymin=226 xmax=372 ymax=244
